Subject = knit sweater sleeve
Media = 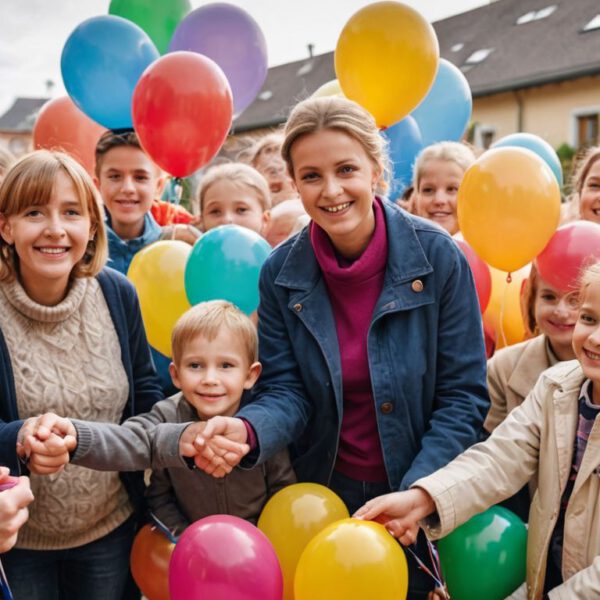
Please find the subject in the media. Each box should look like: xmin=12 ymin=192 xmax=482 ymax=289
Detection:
xmin=70 ymin=399 xmax=191 ymax=472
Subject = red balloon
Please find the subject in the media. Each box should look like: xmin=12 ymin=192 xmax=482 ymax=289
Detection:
xmin=536 ymin=221 xmax=600 ymax=292
xmin=455 ymin=238 xmax=492 ymax=313
xmin=130 ymin=524 xmax=174 ymax=600
xmin=132 ymin=51 xmax=233 ymax=177
xmin=33 ymin=96 xmax=107 ymax=176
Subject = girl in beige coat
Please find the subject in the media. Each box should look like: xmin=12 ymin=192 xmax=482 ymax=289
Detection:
xmin=356 ymin=262 xmax=600 ymax=599
xmin=485 ymin=265 xmax=577 ymax=434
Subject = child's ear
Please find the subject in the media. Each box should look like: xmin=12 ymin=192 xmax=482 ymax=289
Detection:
xmin=154 ymin=172 xmax=166 ymax=199
xmin=93 ymin=175 xmax=101 ymax=191
xmin=260 ymin=210 xmax=271 ymax=236
xmin=169 ymin=362 xmax=182 ymax=390
xmin=0 ymin=214 xmax=14 ymax=245
xmin=244 ymin=361 xmax=262 ymax=389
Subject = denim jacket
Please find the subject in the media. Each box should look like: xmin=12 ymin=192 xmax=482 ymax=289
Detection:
xmin=238 ymin=200 xmax=489 ymax=491
xmin=106 ymin=211 xmax=162 ymax=275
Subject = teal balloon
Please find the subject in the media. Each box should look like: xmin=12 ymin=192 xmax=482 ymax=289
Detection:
xmin=437 ymin=506 xmax=527 ymax=600
xmin=491 ymin=133 xmax=563 ymax=186
xmin=184 ymin=225 xmax=271 ymax=314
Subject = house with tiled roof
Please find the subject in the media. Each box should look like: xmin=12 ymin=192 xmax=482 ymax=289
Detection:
xmin=0 ymin=97 xmax=48 ymax=156
xmin=231 ymin=0 xmax=600 ymax=154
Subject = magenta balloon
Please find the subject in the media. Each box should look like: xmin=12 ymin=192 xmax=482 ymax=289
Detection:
xmin=168 ymin=3 xmax=268 ymax=116
xmin=169 ymin=515 xmax=283 ymax=600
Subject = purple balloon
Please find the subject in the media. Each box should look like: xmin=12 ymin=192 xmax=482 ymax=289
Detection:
xmin=169 ymin=515 xmax=283 ymax=600
xmin=168 ymin=3 xmax=268 ymax=116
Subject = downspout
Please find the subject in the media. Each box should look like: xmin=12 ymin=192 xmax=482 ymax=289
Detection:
xmin=514 ymin=90 xmax=524 ymax=131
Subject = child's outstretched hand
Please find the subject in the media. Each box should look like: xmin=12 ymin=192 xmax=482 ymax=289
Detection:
xmin=179 ymin=418 xmax=249 ymax=478
xmin=17 ymin=413 xmax=77 ymax=475
xmin=353 ymin=488 xmax=436 ymax=546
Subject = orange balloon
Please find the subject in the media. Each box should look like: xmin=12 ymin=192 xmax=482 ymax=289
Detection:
xmin=32 ymin=96 xmax=107 ymax=176
xmin=130 ymin=524 xmax=174 ymax=600
xmin=483 ymin=265 xmax=530 ymax=350
xmin=458 ymin=147 xmax=560 ymax=272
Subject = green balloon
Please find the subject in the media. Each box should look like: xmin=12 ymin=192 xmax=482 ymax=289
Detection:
xmin=109 ymin=0 xmax=191 ymax=54
xmin=184 ymin=225 xmax=272 ymax=315
xmin=437 ymin=506 xmax=527 ymax=600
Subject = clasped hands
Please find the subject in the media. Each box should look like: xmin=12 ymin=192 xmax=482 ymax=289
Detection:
xmin=16 ymin=413 xmax=249 ymax=478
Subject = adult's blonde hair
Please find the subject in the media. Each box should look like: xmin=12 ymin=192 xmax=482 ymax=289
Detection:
xmin=171 ymin=300 xmax=258 ymax=366
xmin=197 ymin=162 xmax=271 ymax=213
xmin=0 ymin=150 xmax=107 ymax=281
xmin=412 ymin=142 xmax=476 ymax=190
xmin=281 ymin=96 xmax=390 ymax=191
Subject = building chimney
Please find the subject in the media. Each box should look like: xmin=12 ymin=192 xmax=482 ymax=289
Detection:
xmin=307 ymin=43 xmax=314 ymax=58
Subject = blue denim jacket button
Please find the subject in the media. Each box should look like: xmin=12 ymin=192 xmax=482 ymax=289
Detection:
xmin=411 ymin=280 xmax=424 ymax=292
xmin=293 ymin=303 xmax=303 ymax=312
xmin=380 ymin=402 xmax=394 ymax=414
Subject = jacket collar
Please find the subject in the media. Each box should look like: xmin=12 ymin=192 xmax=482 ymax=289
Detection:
xmin=275 ymin=199 xmax=433 ymax=292
xmin=507 ymin=335 xmax=555 ymax=399
xmin=105 ymin=211 xmax=162 ymax=253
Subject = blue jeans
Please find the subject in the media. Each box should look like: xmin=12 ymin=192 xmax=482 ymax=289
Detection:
xmin=330 ymin=470 xmax=435 ymax=600
xmin=2 ymin=516 xmax=136 ymax=600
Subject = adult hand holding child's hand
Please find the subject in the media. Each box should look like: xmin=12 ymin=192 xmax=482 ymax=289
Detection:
xmin=17 ymin=413 xmax=77 ymax=475
xmin=180 ymin=417 xmax=249 ymax=478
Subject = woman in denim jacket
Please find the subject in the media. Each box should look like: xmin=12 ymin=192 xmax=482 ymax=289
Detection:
xmin=196 ymin=97 xmax=489 ymax=598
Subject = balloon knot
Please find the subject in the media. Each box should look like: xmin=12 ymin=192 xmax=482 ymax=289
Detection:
xmin=506 ymin=273 xmax=512 ymax=284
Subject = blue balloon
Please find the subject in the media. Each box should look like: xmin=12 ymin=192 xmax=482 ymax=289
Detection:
xmin=382 ymin=116 xmax=423 ymax=199
xmin=411 ymin=59 xmax=472 ymax=146
xmin=491 ymin=133 xmax=563 ymax=186
xmin=185 ymin=225 xmax=272 ymax=315
xmin=61 ymin=15 xmax=159 ymax=129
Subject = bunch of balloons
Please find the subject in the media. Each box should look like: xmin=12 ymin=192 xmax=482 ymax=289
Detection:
xmin=127 ymin=225 xmax=271 ymax=357
xmin=57 ymin=1 xmax=269 ymax=179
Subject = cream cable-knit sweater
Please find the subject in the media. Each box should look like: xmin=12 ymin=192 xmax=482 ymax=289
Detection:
xmin=0 ymin=276 xmax=133 ymax=550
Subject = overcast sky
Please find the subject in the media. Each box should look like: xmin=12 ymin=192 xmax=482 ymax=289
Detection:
xmin=0 ymin=0 xmax=489 ymax=114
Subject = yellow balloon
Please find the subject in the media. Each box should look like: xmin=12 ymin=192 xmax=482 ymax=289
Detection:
xmin=127 ymin=240 xmax=191 ymax=357
xmin=295 ymin=519 xmax=408 ymax=600
xmin=312 ymin=79 xmax=344 ymax=99
xmin=483 ymin=264 xmax=530 ymax=350
xmin=335 ymin=2 xmax=439 ymax=128
xmin=258 ymin=483 xmax=349 ymax=600
xmin=458 ymin=147 xmax=560 ymax=273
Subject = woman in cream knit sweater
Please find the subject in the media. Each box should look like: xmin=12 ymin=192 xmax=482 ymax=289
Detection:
xmin=0 ymin=151 xmax=162 ymax=599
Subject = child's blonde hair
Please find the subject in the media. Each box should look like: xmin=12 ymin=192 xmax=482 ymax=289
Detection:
xmin=562 ymin=146 xmax=600 ymax=222
xmin=412 ymin=142 xmax=476 ymax=190
xmin=171 ymin=300 xmax=258 ymax=366
xmin=281 ymin=96 xmax=390 ymax=191
xmin=197 ymin=163 xmax=271 ymax=213
xmin=0 ymin=150 xmax=107 ymax=281
xmin=578 ymin=260 xmax=600 ymax=299
xmin=521 ymin=264 xmax=542 ymax=337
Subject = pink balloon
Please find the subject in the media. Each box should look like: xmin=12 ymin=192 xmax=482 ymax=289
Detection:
xmin=168 ymin=515 xmax=283 ymax=600
xmin=455 ymin=238 xmax=492 ymax=314
xmin=536 ymin=221 xmax=600 ymax=292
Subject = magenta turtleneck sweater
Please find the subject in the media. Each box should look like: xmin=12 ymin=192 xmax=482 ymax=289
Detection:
xmin=310 ymin=198 xmax=388 ymax=482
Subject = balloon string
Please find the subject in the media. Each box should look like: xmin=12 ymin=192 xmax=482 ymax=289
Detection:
xmin=405 ymin=538 xmax=450 ymax=597
xmin=149 ymin=511 xmax=179 ymax=544
xmin=172 ymin=177 xmax=183 ymax=206
xmin=498 ymin=274 xmax=511 ymax=348
xmin=0 ymin=558 xmax=13 ymax=600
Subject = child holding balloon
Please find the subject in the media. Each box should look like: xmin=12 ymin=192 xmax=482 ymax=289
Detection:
xmin=196 ymin=162 xmax=272 ymax=236
xmin=23 ymin=301 xmax=296 ymax=538
xmin=412 ymin=142 xmax=476 ymax=235
xmin=356 ymin=260 xmax=600 ymax=599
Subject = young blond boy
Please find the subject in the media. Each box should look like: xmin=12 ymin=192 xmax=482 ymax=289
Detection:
xmin=26 ymin=302 xmax=295 ymax=537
